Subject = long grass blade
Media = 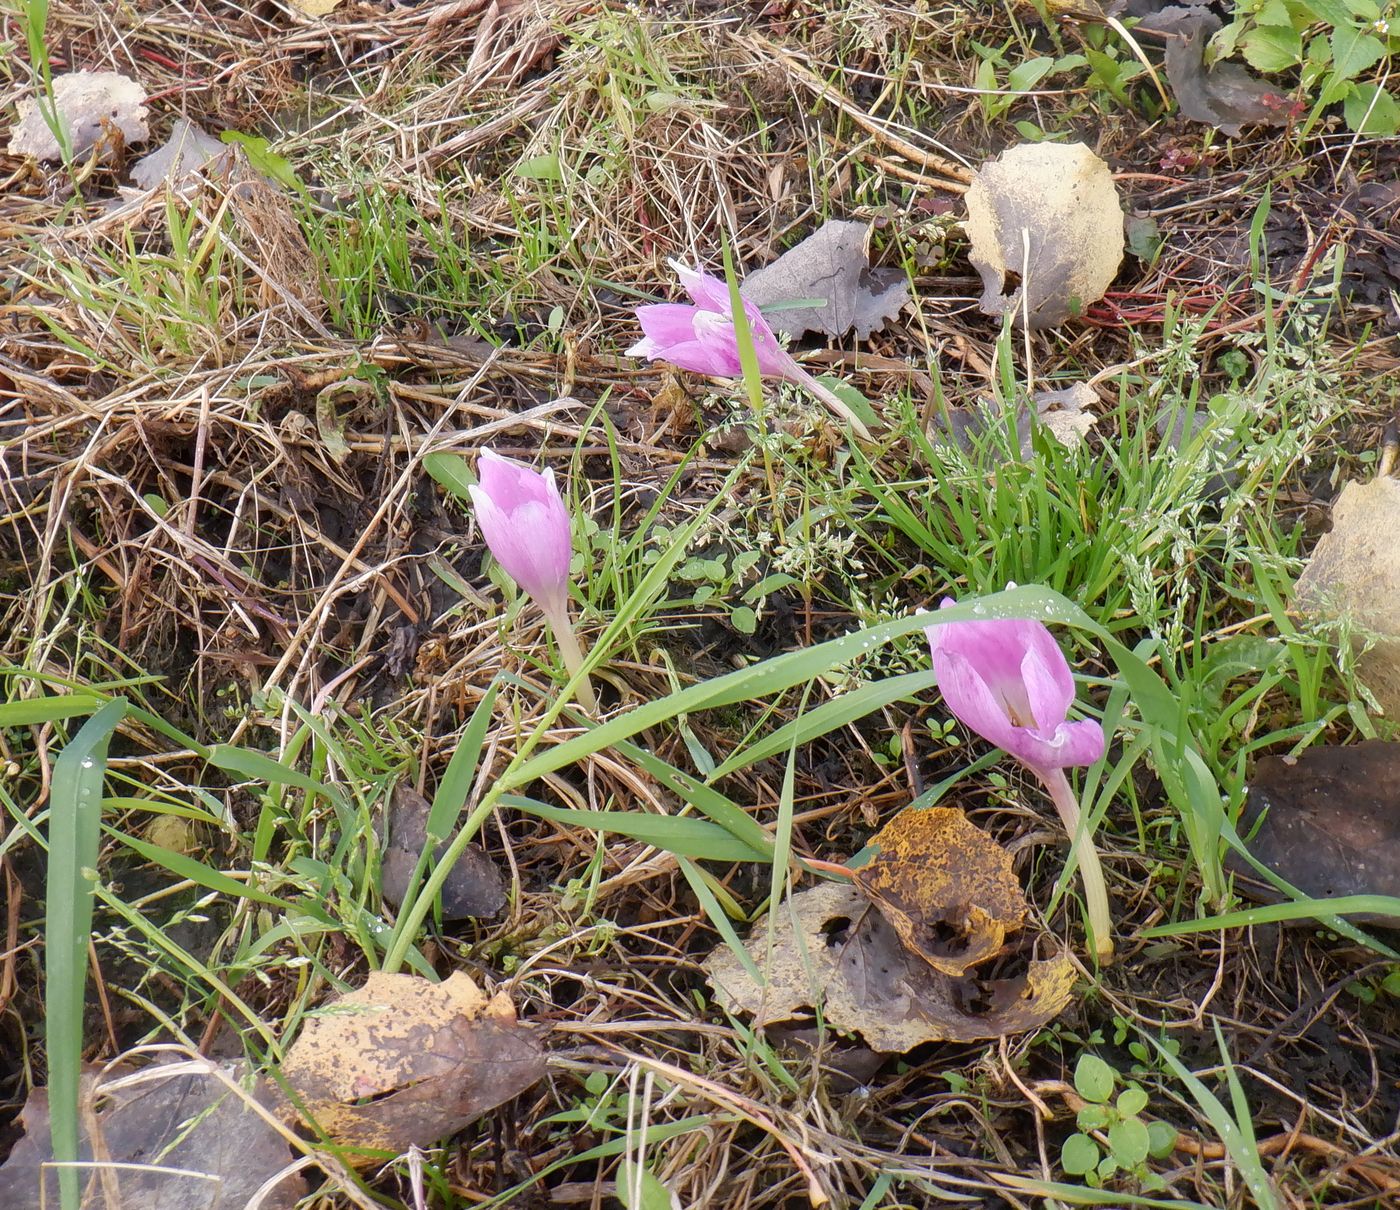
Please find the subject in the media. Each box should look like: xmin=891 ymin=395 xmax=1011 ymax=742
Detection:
xmin=45 ymin=698 xmax=127 ymax=1210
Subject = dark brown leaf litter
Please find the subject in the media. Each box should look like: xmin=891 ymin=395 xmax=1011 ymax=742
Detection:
xmin=379 ymin=783 xmax=507 ymax=921
xmin=0 ymin=1059 xmax=306 ymax=1209
xmin=275 ymin=971 xmax=545 ymax=1163
xmin=1124 ymin=1 xmax=1295 ymax=136
xmin=1237 ymin=740 xmax=1400 ymax=925
xmin=706 ymin=809 xmax=1078 ymax=1050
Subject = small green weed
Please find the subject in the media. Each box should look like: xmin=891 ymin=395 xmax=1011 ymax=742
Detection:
xmin=1061 ymin=1053 xmax=1178 ymax=1191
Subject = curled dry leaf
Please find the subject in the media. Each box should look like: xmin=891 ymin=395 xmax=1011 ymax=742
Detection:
xmin=741 ymin=219 xmax=909 ymax=341
xmin=379 ymin=783 xmax=506 ymax=920
xmin=852 ymin=807 xmax=1026 ymax=976
xmin=130 ymin=119 xmax=232 ymax=190
xmin=706 ymin=881 xmax=1076 ymax=1052
xmin=7 ymin=71 xmax=149 ymax=162
xmin=0 ymin=1059 xmax=306 ymax=1209
xmin=277 ymin=971 xmax=544 ymax=1162
xmin=1028 ymin=383 xmax=1099 ymax=455
xmin=964 ymin=142 xmax=1124 ymax=329
xmin=1295 ymin=454 xmax=1400 ymax=717
xmin=1237 ymin=741 xmax=1400 ymax=926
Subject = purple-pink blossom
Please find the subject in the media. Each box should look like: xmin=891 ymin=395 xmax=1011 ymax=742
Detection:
xmin=467 ymin=450 xmax=572 ymax=617
xmin=627 ymin=261 xmax=871 ymax=438
xmin=925 ymin=601 xmax=1104 ymax=773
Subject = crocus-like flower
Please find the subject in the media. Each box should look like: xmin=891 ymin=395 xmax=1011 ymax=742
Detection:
xmin=468 ymin=449 xmax=594 ymax=709
xmin=925 ymin=599 xmax=1113 ymax=958
xmin=627 ymin=261 xmax=872 ymax=438
xmin=925 ymin=609 xmax=1105 ymax=774
xmin=468 ymin=450 xmax=571 ymax=615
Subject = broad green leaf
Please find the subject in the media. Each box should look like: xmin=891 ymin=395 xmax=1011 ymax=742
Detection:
xmin=1061 ymin=1133 xmax=1100 ymax=1176
xmin=1109 ymin=1116 xmax=1151 ymax=1167
xmin=422 ymin=451 xmax=476 ymax=501
xmin=1240 ymin=24 xmax=1302 ymax=71
xmin=1328 ymin=27 xmax=1385 ymax=80
xmin=1344 ymin=82 xmax=1400 ymax=134
xmin=1074 ymin=1053 xmax=1116 ymax=1103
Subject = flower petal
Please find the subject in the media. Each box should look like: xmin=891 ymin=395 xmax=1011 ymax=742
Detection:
xmin=1018 ymin=631 xmax=1076 ymax=730
xmin=672 ymin=262 xmax=733 ymax=312
xmin=635 ymin=303 xmax=704 ymax=348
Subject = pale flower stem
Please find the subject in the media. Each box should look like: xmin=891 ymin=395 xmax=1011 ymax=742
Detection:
xmin=787 ymin=365 xmax=874 ymax=441
xmin=1039 ymin=766 xmax=1114 ymax=960
xmin=541 ymin=602 xmax=597 ymax=713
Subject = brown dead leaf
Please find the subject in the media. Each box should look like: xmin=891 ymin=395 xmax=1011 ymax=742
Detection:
xmin=1295 ymin=457 xmax=1400 ymax=716
xmin=379 ymin=783 xmax=506 ymax=920
xmin=0 ymin=1059 xmax=305 ymax=1209
xmin=741 ymin=219 xmax=909 ymax=341
xmin=705 ymin=881 xmax=1075 ymax=1052
xmin=277 ymin=971 xmax=544 ymax=1162
xmin=7 ymin=71 xmax=149 ymax=162
xmin=1132 ymin=5 xmax=1293 ymax=137
xmin=853 ymin=807 xmax=1025 ymax=976
xmin=130 ymin=119 xmax=232 ymax=191
xmin=1030 ymin=383 xmax=1098 ymax=454
xmin=1236 ymin=741 xmax=1400 ymax=926
xmin=289 ymin=0 xmax=347 ymax=14
xmin=964 ymin=142 xmax=1124 ymax=329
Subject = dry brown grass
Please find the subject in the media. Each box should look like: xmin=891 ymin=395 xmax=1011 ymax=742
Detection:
xmin=3 ymin=1 xmax=1400 ymax=1207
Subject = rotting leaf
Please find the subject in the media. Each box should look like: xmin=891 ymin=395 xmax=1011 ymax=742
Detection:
xmin=1130 ymin=4 xmax=1293 ymax=136
xmin=7 ymin=71 xmax=149 ymax=162
xmin=704 ymin=881 xmax=1076 ymax=1052
xmin=1027 ymin=383 xmax=1098 ymax=455
xmin=964 ymin=142 xmax=1124 ymax=329
xmin=130 ymin=119 xmax=231 ymax=190
xmin=277 ymin=971 xmax=544 ymax=1161
xmin=1295 ymin=452 xmax=1400 ymax=717
xmin=741 ymin=219 xmax=909 ymax=341
xmin=852 ymin=807 xmax=1026 ymax=976
xmin=1236 ymin=741 xmax=1400 ymax=926
xmin=0 ymin=1059 xmax=306 ymax=1209
xmin=379 ymin=783 xmax=506 ymax=921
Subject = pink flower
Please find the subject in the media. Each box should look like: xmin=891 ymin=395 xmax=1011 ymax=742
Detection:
xmin=925 ymin=596 xmax=1113 ymax=958
xmin=467 ymin=450 xmax=572 ymax=616
xmin=627 ymin=261 xmax=872 ymax=438
xmin=925 ymin=601 xmax=1104 ymax=773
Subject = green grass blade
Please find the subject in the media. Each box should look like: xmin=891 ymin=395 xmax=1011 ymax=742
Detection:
xmin=677 ymin=856 xmax=763 ymax=983
xmin=114 ymin=831 xmax=308 ymax=912
xmin=506 ymin=586 xmax=1098 ymax=789
xmin=427 ymin=680 xmax=500 ymax=840
xmin=501 ymin=795 xmax=771 ymax=862
xmin=45 ymin=697 xmax=127 ymax=1210
xmin=1140 ymin=894 xmax=1400 ymax=936
xmin=707 ymin=669 xmax=941 ymax=780
xmin=207 ymin=743 xmax=339 ymax=801
xmin=1140 ymin=1026 xmax=1280 ymax=1210
xmin=616 ymin=740 xmax=772 ymax=857
xmin=0 ymin=696 xmax=103 ymax=727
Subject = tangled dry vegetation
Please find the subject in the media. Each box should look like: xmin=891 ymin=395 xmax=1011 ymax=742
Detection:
xmin=3 ymin=1 xmax=1400 ymax=1208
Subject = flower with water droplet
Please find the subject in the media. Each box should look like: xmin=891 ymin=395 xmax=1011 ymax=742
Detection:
xmin=925 ymin=597 xmax=1113 ymax=958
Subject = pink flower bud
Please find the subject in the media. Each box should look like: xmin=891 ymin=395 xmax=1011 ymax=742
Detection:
xmin=467 ymin=450 xmax=572 ymax=616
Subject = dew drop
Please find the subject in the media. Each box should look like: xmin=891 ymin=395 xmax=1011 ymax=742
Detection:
xmin=1005 ymin=580 xmax=1018 ymax=590
xmin=80 ymin=758 xmax=94 ymax=769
